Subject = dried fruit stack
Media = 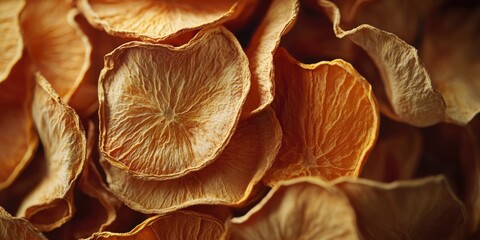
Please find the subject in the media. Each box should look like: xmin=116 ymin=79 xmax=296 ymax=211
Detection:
xmin=0 ymin=0 xmax=479 ymax=239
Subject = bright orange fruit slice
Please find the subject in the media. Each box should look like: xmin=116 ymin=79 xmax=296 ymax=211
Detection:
xmin=263 ymin=48 xmax=379 ymax=186
xmin=99 ymin=27 xmax=250 ymax=180
xmin=0 ymin=0 xmax=24 ymax=83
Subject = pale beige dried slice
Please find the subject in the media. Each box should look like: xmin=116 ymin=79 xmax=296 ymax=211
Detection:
xmin=99 ymin=27 xmax=250 ymax=180
xmin=87 ymin=211 xmax=226 ymax=240
xmin=241 ymin=0 xmax=299 ymax=117
xmin=76 ymin=0 xmax=242 ymax=42
xmin=21 ymin=0 xmax=91 ymax=103
xmin=361 ymin=118 xmax=422 ymax=182
xmin=421 ymin=6 xmax=480 ymax=124
xmin=0 ymin=0 xmax=24 ymax=83
xmin=263 ymin=48 xmax=379 ymax=186
xmin=16 ymin=73 xmax=86 ymax=232
xmin=0 ymin=206 xmax=47 ymax=240
xmin=0 ymin=57 xmax=38 ymax=190
xmin=101 ymin=107 xmax=281 ymax=214
xmin=334 ymin=176 xmax=466 ymax=240
xmin=228 ymin=177 xmax=360 ymax=240
xmin=317 ymin=0 xmax=446 ymax=127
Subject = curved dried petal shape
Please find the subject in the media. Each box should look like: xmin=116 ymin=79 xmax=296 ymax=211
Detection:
xmin=0 ymin=58 xmax=38 ymax=190
xmin=76 ymin=0 xmax=242 ymax=42
xmin=361 ymin=118 xmax=422 ymax=182
xmin=421 ymin=6 xmax=480 ymax=124
xmin=87 ymin=211 xmax=226 ymax=240
xmin=0 ymin=0 xmax=24 ymax=83
xmin=317 ymin=0 xmax=446 ymax=127
xmin=334 ymin=176 xmax=466 ymax=240
xmin=99 ymin=27 xmax=250 ymax=180
xmin=21 ymin=0 xmax=91 ymax=103
xmin=0 ymin=207 xmax=47 ymax=240
xmin=229 ymin=178 xmax=360 ymax=240
xmin=241 ymin=0 xmax=298 ymax=117
xmin=264 ymin=48 xmax=378 ymax=186
xmin=17 ymin=73 xmax=86 ymax=232
xmin=101 ymin=107 xmax=281 ymax=214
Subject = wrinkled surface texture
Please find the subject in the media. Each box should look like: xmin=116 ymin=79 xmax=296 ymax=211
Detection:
xmin=0 ymin=0 xmax=24 ymax=83
xmin=0 ymin=207 xmax=46 ymax=240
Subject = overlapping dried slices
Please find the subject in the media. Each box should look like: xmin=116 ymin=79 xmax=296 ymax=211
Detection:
xmin=21 ymin=0 xmax=91 ymax=106
xmin=16 ymin=74 xmax=86 ymax=232
xmin=241 ymin=0 xmax=298 ymax=117
xmin=101 ymin=107 xmax=281 ymax=214
xmin=263 ymin=48 xmax=378 ymax=186
xmin=0 ymin=206 xmax=46 ymax=240
xmin=76 ymin=0 xmax=244 ymax=43
xmin=334 ymin=176 xmax=466 ymax=239
xmin=0 ymin=0 xmax=24 ymax=83
xmin=87 ymin=211 xmax=226 ymax=240
xmin=99 ymin=27 xmax=250 ymax=180
xmin=228 ymin=178 xmax=360 ymax=239
xmin=0 ymin=57 xmax=38 ymax=191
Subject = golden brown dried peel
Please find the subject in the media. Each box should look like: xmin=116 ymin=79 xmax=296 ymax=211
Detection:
xmin=0 ymin=58 xmax=38 ymax=191
xmin=16 ymin=73 xmax=86 ymax=232
xmin=317 ymin=0 xmax=446 ymax=127
xmin=99 ymin=27 xmax=250 ymax=180
xmin=241 ymin=0 xmax=298 ymax=117
xmin=21 ymin=0 xmax=91 ymax=103
xmin=0 ymin=0 xmax=24 ymax=83
xmin=0 ymin=206 xmax=47 ymax=240
xmin=101 ymin=107 xmax=281 ymax=214
xmin=76 ymin=0 xmax=242 ymax=42
xmin=334 ymin=176 xmax=466 ymax=240
xmin=87 ymin=211 xmax=226 ymax=240
xmin=229 ymin=177 xmax=360 ymax=240
xmin=264 ymin=48 xmax=378 ymax=186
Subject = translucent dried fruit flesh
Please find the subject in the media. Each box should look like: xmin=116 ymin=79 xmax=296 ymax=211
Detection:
xmin=21 ymin=0 xmax=91 ymax=102
xmin=241 ymin=0 xmax=298 ymax=117
xmin=101 ymin=107 xmax=281 ymax=214
xmin=0 ymin=58 xmax=38 ymax=190
xmin=16 ymin=73 xmax=86 ymax=232
xmin=0 ymin=207 xmax=47 ymax=240
xmin=77 ymin=0 xmax=241 ymax=42
xmin=0 ymin=0 xmax=24 ymax=83
xmin=264 ymin=48 xmax=379 ymax=186
xmin=99 ymin=27 xmax=250 ymax=180
xmin=229 ymin=178 xmax=360 ymax=240
xmin=88 ymin=211 xmax=226 ymax=240
xmin=334 ymin=176 xmax=466 ymax=240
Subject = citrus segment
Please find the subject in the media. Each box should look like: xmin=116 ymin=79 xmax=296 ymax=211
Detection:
xmin=101 ymin=107 xmax=281 ymax=214
xmin=99 ymin=27 xmax=250 ymax=180
xmin=0 ymin=207 xmax=47 ymax=240
xmin=229 ymin=178 xmax=360 ymax=240
xmin=263 ymin=48 xmax=378 ymax=186
xmin=16 ymin=73 xmax=86 ymax=232
xmin=0 ymin=0 xmax=24 ymax=83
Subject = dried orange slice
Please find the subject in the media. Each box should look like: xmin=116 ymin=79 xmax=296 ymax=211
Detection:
xmin=76 ymin=0 xmax=243 ymax=42
xmin=87 ymin=211 xmax=226 ymax=240
xmin=0 ymin=206 xmax=47 ymax=240
xmin=16 ymin=73 xmax=86 ymax=232
xmin=0 ymin=57 xmax=38 ymax=191
xmin=334 ymin=176 xmax=466 ymax=239
xmin=99 ymin=27 xmax=250 ymax=180
xmin=0 ymin=0 xmax=24 ymax=83
xmin=241 ymin=0 xmax=298 ymax=117
xmin=263 ymin=48 xmax=379 ymax=186
xmin=100 ymin=107 xmax=281 ymax=214
xmin=21 ymin=0 xmax=91 ymax=103
xmin=228 ymin=177 xmax=360 ymax=239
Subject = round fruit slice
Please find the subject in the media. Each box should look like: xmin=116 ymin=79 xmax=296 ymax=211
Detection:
xmin=99 ymin=27 xmax=250 ymax=180
xmin=0 ymin=207 xmax=47 ymax=240
xmin=76 ymin=0 xmax=243 ymax=42
xmin=100 ymin=107 xmax=281 ymax=214
xmin=263 ymin=48 xmax=379 ymax=186
xmin=0 ymin=0 xmax=24 ymax=83
xmin=16 ymin=73 xmax=86 ymax=232
xmin=228 ymin=177 xmax=360 ymax=239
